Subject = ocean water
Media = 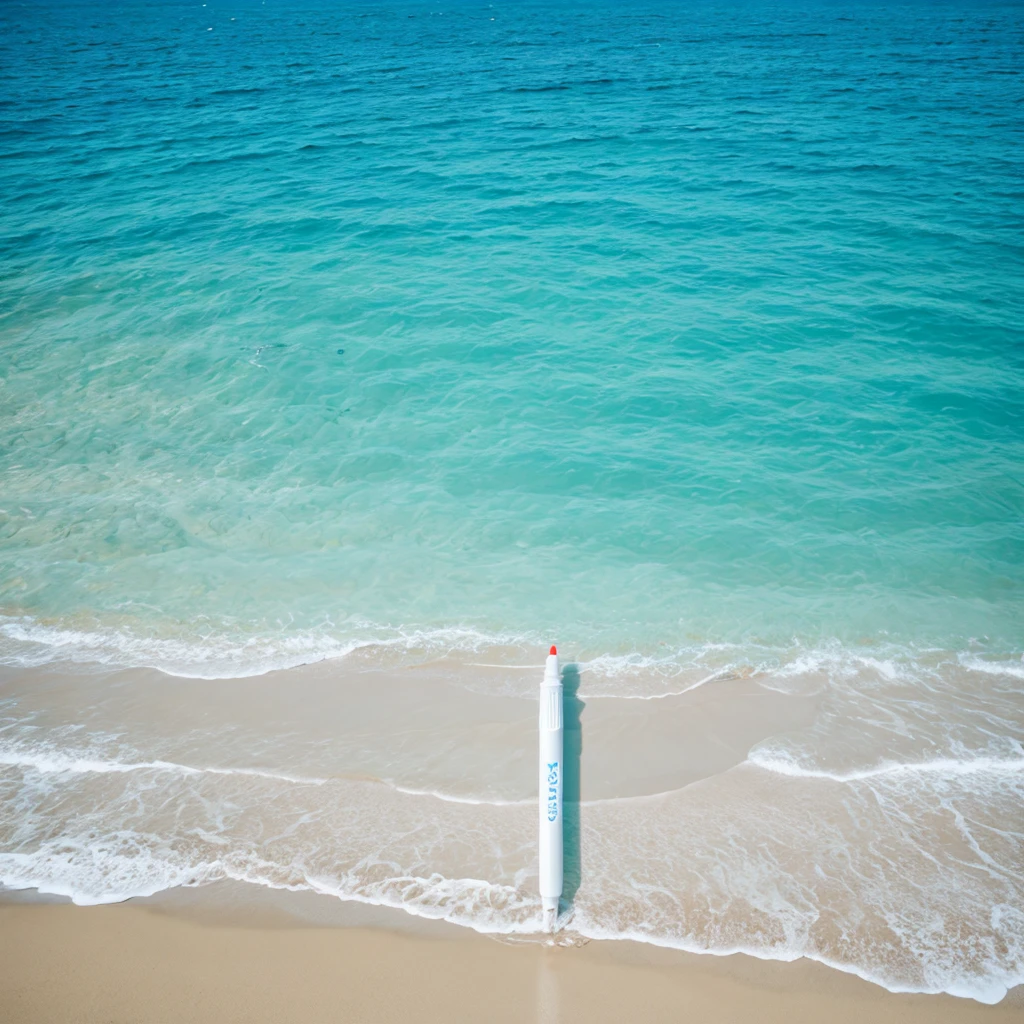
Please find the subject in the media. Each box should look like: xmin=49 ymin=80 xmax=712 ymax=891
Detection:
xmin=1 ymin=0 xmax=1023 ymax=1005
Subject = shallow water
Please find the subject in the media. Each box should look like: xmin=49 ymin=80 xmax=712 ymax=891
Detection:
xmin=1 ymin=655 xmax=1021 ymax=1003
xmin=1 ymin=0 xmax=1022 ymax=1004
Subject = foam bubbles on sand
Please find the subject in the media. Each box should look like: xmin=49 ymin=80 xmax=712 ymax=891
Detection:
xmin=0 ymin=614 xmax=532 ymax=679
xmin=1 ymin=683 xmax=1021 ymax=1004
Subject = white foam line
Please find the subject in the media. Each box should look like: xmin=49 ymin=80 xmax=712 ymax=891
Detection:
xmin=578 ymin=671 xmax=729 ymax=700
xmin=959 ymin=656 xmax=1024 ymax=680
xmin=6 ymin=746 xmax=1020 ymax=804
xmin=6 ymin=864 xmax=1013 ymax=1003
xmin=466 ymin=663 xmax=546 ymax=669
xmin=389 ymin=784 xmax=680 ymax=808
xmin=0 ymin=617 xmax=539 ymax=680
xmin=199 ymin=765 xmax=329 ymax=785
xmin=0 ymin=751 xmax=329 ymax=786
xmin=222 ymin=869 xmax=546 ymax=938
xmin=0 ymin=749 xmax=541 ymax=806
xmin=748 ymin=754 xmax=1024 ymax=782
xmin=569 ymin=918 xmax=1019 ymax=1005
xmin=0 ymin=748 xmax=673 ymax=808
xmin=390 ymin=784 xmax=532 ymax=806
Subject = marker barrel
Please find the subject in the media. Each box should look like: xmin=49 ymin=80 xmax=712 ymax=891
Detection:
xmin=539 ymin=650 xmax=563 ymax=932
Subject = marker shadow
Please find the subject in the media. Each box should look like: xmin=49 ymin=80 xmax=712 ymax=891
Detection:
xmin=561 ymin=663 xmax=584 ymax=916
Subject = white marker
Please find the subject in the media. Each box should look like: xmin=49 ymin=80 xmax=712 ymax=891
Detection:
xmin=539 ymin=644 xmax=563 ymax=932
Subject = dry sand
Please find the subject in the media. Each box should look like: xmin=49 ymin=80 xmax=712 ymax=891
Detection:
xmin=0 ymin=900 xmax=1020 ymax=1024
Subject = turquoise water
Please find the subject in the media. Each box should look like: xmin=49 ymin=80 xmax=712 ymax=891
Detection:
xmin=1 ymin=0 xmax=1023 ymax=670
xmin=2 ymin=2 xmax=1024 ymax=1002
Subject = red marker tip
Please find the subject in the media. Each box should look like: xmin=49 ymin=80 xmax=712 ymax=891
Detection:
xmin=549 ymin=645 xmax=557 ymax=656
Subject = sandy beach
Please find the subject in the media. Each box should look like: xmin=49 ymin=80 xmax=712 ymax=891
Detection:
xmin=2 ymin=896 xmax=1021 ymax=1024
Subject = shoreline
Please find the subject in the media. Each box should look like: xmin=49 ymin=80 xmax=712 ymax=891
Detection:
xmin=9 ymin=879 xmax=1023 ymax=1009
xmin=1 ymin=889 xmax=1021 ymax=1024
xmin=1 ymin=659 xmax=1021 ymax=1006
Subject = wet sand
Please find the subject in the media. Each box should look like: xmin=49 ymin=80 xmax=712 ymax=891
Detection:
xmin=1 ymin=657 xmax=1021 ymax=1004
xmin=1 ymin=896 xmax=1021 ymax=1024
